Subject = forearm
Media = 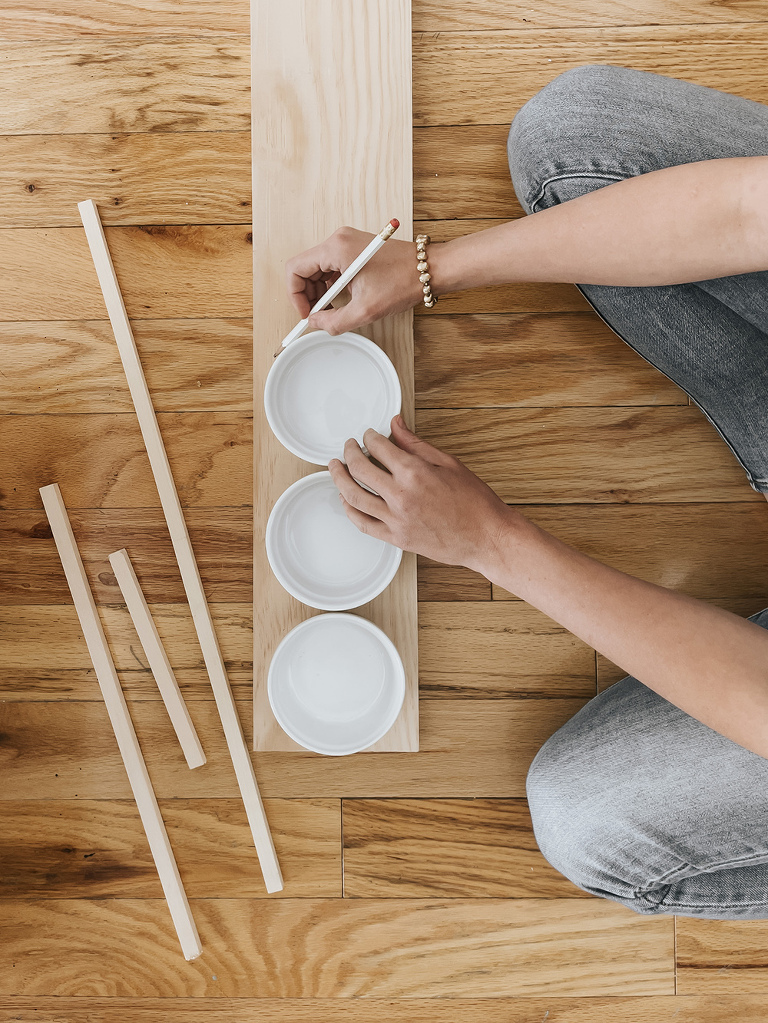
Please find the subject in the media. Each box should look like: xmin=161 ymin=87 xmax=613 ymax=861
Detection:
xmin=430 ymin=156 xmax=768 ymax=291
xmin=479 ymin=509 xmax=768 ymax=758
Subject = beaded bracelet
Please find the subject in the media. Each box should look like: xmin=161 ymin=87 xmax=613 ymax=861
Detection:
xmin=415 ymin=233 xmax=437 ymax=309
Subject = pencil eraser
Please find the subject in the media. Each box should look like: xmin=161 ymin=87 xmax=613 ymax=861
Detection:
xmin=390 ymin=218 xmax=400 ymax=229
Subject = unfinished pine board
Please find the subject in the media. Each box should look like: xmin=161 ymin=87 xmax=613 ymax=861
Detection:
xmin=0 ymin=39 xmax=249 ymax=135
xmin=0 ymin=1 xmax=249 ymax=40
xmin=342 ymin=798 xmax=586 ymax=898
xmin=109 ymin=548 xmax=206 ymax=770
xmin=38 ymin=484 xmax=201 ymax=961
xmin=0 ymin=698 xmax=587 ymax=799
xmin=0 ymin=132 xmax=251 ymax=228
xmin=412 ymin=25 xmax=768 ymax=126
xmin=78 ymin=199 xmax=281 ymax=893
xmin=251 ymin=0 xmax=417 ymax=751
xmin=0 ymin=897 xmax=673 ymax=997
xmin=1 ymin=798 xmax=341 ymax=899
xmin=677 ymin=918 xmax=768 ymax=994
xmin=416 ymin=312 xmax=688 ymax=408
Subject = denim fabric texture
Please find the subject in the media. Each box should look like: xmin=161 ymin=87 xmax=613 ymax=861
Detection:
xmin=507 ymin=65 xmax=768 ymax=918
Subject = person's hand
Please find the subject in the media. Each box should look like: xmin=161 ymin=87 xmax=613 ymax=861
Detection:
xmin=327 ymin=415 xmax=516 ymax=574
xmin=285 ymin=226 xmax=423 ymax=335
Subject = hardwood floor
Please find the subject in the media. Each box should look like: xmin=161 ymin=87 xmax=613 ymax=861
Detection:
xmin=1 ymin=0 xmax=768 ymax=1016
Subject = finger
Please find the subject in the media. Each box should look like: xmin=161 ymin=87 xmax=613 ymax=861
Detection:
xmin=285 ymin=246 xmax=343 ymax=317
xmin=307 ymin=299 xmax=366 ymax=336
xmin=361 ymin=428 xmax=412 ymax=474
xmin=329 ymin=459 xmax=389 ymax=519
xmin=342 ymin=440 xmax=394 ymax=496
xmin=390 ymin=414 xmax=456 ymax=467
xmin=339 ymin=494 xmax=395 ymax=544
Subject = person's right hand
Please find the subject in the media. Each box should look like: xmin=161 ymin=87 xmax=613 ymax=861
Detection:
xmin=285 ymin=226 xmax=424 ymax=335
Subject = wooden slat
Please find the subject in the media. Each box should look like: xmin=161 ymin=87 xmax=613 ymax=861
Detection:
xmin=0 ymin=226 xmax=252 ymax=322
xmin=413 ymin=0 xmax=768 ymax=31
xmin=417 ymin=556 xmax=491 ymax=600
xmin=677 ymin=918 xmax=768 ymax=994
xmin=251 ymin=0 xmax=417 ymax=753
xmin=0 ymin=1 xmax=249 ymax=40
xmin=0 ymin=697 xmax=586 ymax=798
xmin=413 ymin=26 xmax=768 ymax=126
xmin=418 ymin=407 xmax=763 ymax=504
xmin=0 ymin=132 xmax=250 ymax=228
xmin=415 ymin=312 xmax=687 ymax=408
xmin=2 ymin=996 xmax=768 ymax=1023
xmin=491 ymin=504 xmax=768 ymax=601
xmin=0 ymin=897 xmax=673 ymax=997
xmin=0 ymin=798 xmax=339 ymax=899
xmin=419 ymin=603 xmax=595 ymax=698
xmin=0 ymin=39 xmax=249 ymax=135
xmin=0 ymin=412 xmax=251 ymax=509
xmin=0 ymin=320 xmax=251 ymax=414
xmin=342 ymin=797 xmax=586 ymax=898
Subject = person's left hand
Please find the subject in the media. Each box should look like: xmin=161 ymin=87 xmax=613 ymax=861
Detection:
xmin=327 ymin=415 xmax=514 ymax=574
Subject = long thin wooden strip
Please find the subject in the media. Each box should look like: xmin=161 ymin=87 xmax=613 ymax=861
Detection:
xmin=38 ymin=483 xmax=201 ymax=961
xmin=108 ymin=547 xmax=205 ymax=770
xmin=77 ymin=198 xmax=282 ymax=893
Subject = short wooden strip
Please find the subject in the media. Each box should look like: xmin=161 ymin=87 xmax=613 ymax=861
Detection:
xmin=342 ymin=798 xmax=586 ymax=898
xmin=0 ymin=698 xmax=586 ymax=799
xmin=78 ymin=198 xmax=281 ymax=892
xmin=0 ymin=798 xmax=341 ymax=899
xmin=0 ymin=38 xmax=249 ymax=135
xmin=109 ymin=548 xmax=205 ymax=769
xmin=676 ymin=918 xmax=768 ymax=995
xmin=38 ymin=484 xmax=201 ymax=961
xmin=0 ymin=897 xmax=673 ymax=997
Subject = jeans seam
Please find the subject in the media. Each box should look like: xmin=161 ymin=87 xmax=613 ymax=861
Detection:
xmin=528 ymin=169 xmax=628 ymax=213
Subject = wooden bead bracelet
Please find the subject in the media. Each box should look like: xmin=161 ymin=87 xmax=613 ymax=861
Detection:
xmin=415 ymin=233 xmax=437 ymax=309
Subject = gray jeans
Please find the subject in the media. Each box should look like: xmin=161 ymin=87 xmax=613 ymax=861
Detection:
xmin=507 ymin=66 xmax=768 ymax=918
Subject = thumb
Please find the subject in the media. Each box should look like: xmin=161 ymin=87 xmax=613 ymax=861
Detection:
xmin=390 ymin=415 xmax=454 ymax=466
xmin=307 ymin=303 xmax=362 ymax=337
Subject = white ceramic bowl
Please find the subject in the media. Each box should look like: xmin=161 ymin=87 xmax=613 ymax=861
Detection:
xmin=264 ymin=330 xmax=402 ymax=464
xmin=266 ymin=471 xmax=402 ymax=610
xmin=268 ymin=613 xmax=406 ymax=756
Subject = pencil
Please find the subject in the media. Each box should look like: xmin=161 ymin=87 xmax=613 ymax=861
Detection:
xmin=274 ymin=217 xmax=401 ymax=356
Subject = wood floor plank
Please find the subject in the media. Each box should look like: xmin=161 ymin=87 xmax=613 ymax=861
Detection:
xmin=0 ymin=132 xmax=251 ymax=228
xmin=0 ymin=697 xmax=586 ymax=798
xmin=417 ymin=556 xmax=491 ymax=600
xmin=0 ymin=897 xmax=673 ymax=997
xmin=0 ymin=38 xmax=249 ymax=135
xmin=419 ymin=602 xmax=595 ymax=698
xmin=491 ymin=504 xmax=768 ymax=601
xmin=0 ymin=225 xmax=252 ymax=321
xmin=413 ymin=25 xmax=768 ymax=126
xmin=0 ymin=319 xmax=251 ymax=412
xmin=342 ymin=797 xmax=585 ymax=898
xmin=0 ymin=798 xmax=340 ymax=899
xmin=415 ymin=312 xmax=687 ymax=408
xmin=418 ymin=407 xmax=762 ymax=504
xmin=677 ymin=918 xmax=768 ymax=994
xmin=413 ymin=0 xmax=768 ymax=31
xmin=0 ymin=412 xmax=251 ymax=509
xmin=0 ymin=666 xmax=255 ymax=703
xmin=0 ymin=1 xmax=249 ymax=40
xmin=2 ymin=995 xmax=768 ymax=1023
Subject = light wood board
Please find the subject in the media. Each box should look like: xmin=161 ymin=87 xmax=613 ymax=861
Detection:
xmin=251 ymin=0 xmax=418 ymax=751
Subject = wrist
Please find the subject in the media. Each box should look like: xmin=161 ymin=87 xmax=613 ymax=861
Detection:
xmin=466 ymin=504 xmax=534 ymax=582
xmin=427 ymin=239 xmax=462 ymax=297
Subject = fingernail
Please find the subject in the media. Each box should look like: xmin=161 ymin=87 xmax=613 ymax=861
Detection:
xmin=396 ymin=414 xmax=405 ymax=428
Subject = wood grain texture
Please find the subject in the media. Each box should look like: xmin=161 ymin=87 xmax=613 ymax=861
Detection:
xmin=418 ymin=602 xmax=595 ymax=698
xmin=417 ymin=556 xmax=491 ymax=600
xmin=251 ymin=0 xmax=417 ymax=752
xmin=0 ymin=39 xmax=249 ymax=135
xmin=0 ymin=897 xmax=673 ymax=997
xmin=0 ymin=226 xmax=252 ymax=321
xmin=0 ymin=320 xmax=252 ymax=414
xmin=415 ymin=312 xmax=688 ymax=408
xmin=413 ymin=0 xmax=768 ymax=30
xmin=413 ymin=26 xmax=768 ymax=126
xmin=676 ymin=919 xmax=768 ymax=994
xmin=418 ymin=407 xmax=763 ymax=504
xmin=0 ymin=0 xmax=248 ymax=39
xmin=0 ymin=132 xmax=251 ymax=228
xmin=0 ymin=697 xmax=586 ymax=798
xmin=0 ymin=798 xmax=340 ymax=899
xmin=3 ymin=996 xmax=768 ymax=1023
xmin=0 ymin=412 xmax=251 ymax=509
xmin=342 ymin=798 xmax=586 ymax=898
